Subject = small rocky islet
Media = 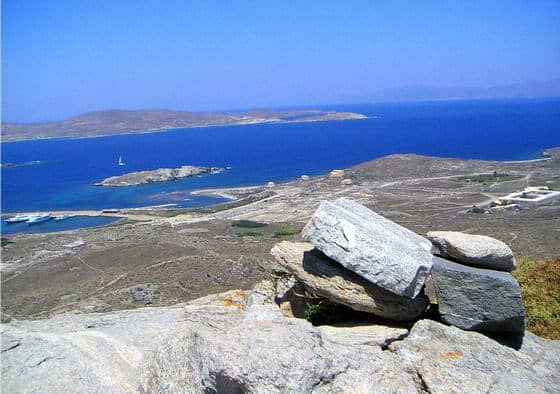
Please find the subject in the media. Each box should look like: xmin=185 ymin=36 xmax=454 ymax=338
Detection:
xmin=94 ymin=165 xmax=224 ymax=186
xmin=2 ymin=198 xmax=558 ymax=393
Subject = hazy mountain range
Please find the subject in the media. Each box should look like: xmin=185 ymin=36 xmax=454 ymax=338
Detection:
xmin=364 ymin=78 xmax=560 ymax=103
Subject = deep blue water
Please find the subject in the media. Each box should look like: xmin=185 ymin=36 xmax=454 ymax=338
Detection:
xmin=2 ymin=99 xmax=560 ymax=218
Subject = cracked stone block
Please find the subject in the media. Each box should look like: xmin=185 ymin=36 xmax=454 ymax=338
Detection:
xmin=302 ymin=198 xmax=433 ymax=298
xmin=431 ymin=256 xmax=525 ymax=333
xmin=271 ymin=241 xmax=429 ymax=321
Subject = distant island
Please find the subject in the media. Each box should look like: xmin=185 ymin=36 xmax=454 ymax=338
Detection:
xmin=95 ymin=165 xmax=224 ymax=187
xmin=1 ymin=109 xmax=367 ymax=142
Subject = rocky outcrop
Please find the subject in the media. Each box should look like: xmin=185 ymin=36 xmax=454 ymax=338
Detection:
xmin=1 ymin=198 xmax=552 ymax=392
xmin=95 ymin=165 xmax=223 ymax=186
xmin=302 ymin=198 xmax=433 ymax=298
xmin=271 ymin=241 xmax=429 ymax=321
xmin=140 ymin=305 xmax=416 ymax=393
xmin=389 ymin=319 xmax=560 ymax=393
xmin=427 ymin=230 xmax=516 ymax=271
xmin=1 ymin=289 xmax=418 ymax=393
xmin=2 ymin=285 xmax=558 ymax=393
xmin=431 ymin=256 xmax=525 ymax=332
xmin=288 ymin=199 xmax=525 ymax=332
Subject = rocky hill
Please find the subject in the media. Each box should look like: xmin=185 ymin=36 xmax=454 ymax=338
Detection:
xmin=1 ymin=109 xmax=366 ymax=141
xmin=2 ymin=199 xmax=558 ymax=392
xmin=95 ymin=165 xmax=223 ymax=186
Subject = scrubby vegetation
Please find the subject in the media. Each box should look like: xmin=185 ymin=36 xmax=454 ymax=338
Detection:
xmin=514 ymin=257 xmax=560 ymax=339
xmin=231 ymin=220 xmax=268 ymax=228
xmin=1 ymin=238 xmax=14 ymax=247
xmin=273 ymin=225 xmax=302 ymax=237
xmin=238 ymin=231 xmax=264 ymax=237
xmin=303 ymin=296 xmax=385 ymax=326
xmin=455 ymin=173 xmax=520 ymax=183
xmin=304 ymin=299 xmax=338 ymax=325
xmin=470 ymin=205 xmax=486 ymax=214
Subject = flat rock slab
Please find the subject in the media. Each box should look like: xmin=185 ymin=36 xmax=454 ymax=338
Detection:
xmin=431 ymin=256 xmax=525 ymax=332
xmin=389 ymin=319 xmax=560 ymax=394
xmin=271 ymin=241 xmax=429 ymax=321
xmin=319 ymin=323 xmax=408 ymax=348
xmin=0 ymin=290 xmax=248 ymax=394
xmin=428 ymin=231 xmax=516 ymax=271
xmin=302 ymin=198 xmax=433 ymax=298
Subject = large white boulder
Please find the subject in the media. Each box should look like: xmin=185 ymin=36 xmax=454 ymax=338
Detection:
xmin=302 ymin=198 xmax=433 ymax=298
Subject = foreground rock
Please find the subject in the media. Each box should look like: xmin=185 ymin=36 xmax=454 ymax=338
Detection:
xmin=1 ymin=289 xmax=417 ymax=393
xmin=302 ymin=198 xmax=433 ymax=298
xmin=271 ymin=241 xmax=429 ymax=321
xmin=95 ymin=165 xmax=222 ymax=186
xmin=1 ymin=285 xmax=558 ymax=393
xmin=427 ymin=230 xmax=516 ymax=271
xmin=431 ymin=256 xmax=525 ymax=332
xmin=390 ymin=319 xmax=560 ymax=393
xmin=141 ymin=305 xmax=416 ymax=393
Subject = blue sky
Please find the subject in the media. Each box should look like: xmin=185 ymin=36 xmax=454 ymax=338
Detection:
xmin=2 ymin=0 xmax=560 ymax=122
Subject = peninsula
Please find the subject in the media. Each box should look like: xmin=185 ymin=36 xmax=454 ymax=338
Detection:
xmin=95 ymin=165 xmax=223 ymax=186
xmin=1 ymin=108 xmax=367 ymax=142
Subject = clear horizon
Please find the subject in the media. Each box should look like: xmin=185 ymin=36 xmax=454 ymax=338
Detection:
xmin=2 ymin=0 xmax=560 ymax=123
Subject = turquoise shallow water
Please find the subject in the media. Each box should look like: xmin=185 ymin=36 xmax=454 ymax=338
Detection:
xmin=2 ymin=98 xmax=560 ymax=234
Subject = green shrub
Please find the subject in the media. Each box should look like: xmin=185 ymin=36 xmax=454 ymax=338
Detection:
xmin=456 ymin=173 xmax=520 ymax=183
xmin=1 ymin=238 xmax=14 ymax=247
xmin=238 ymin=231 xmax=264 ymax=237
xmin=231 ymin=220 xmax=267 ymax=228
xmin=470 ymin=205 xmax=486 ymax=214
xmin=273 ymin=225 xmax=302 ymax=237
xmin=304 ymin=299 xmax=340 ymax=325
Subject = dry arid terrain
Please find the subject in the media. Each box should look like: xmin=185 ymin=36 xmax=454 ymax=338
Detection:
xmin=2 ymin=149 xmax=559 ymax=321
xmin=1 ymin=108 xmax=366 ymax=141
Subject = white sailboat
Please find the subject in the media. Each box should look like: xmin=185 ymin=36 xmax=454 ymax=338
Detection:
xmin=118 ymin=156 xmax=125 ymax=166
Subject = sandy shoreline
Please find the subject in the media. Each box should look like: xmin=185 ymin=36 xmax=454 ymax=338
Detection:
xmin=190 ymin=187 xmax=261 ymax=200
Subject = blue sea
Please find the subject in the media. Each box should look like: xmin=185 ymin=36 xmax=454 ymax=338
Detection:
xmin=2 ymin=99 xmax=560 ymax=233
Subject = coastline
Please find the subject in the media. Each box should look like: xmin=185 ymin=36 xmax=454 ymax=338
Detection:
xmin=502 ymin=157 xmax=551 ymax=164
xmin=2 ymin=148 xmax=559 ymax=244
xmin=190 ymin=189 xmax=241 ymax=200
xmin=2 ymin=147 xmax=557 ymax=218
xmin=0 ymin=114 xmax=368 ymax=144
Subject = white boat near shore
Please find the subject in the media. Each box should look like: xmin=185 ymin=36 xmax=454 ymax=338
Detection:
xmin=27 ymin=214 xmax=53 ymax=225
xmin=5 ymin=215 xmax=31 ymax=224
xmin=54 ymin=215 xmax=72 ymax=221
